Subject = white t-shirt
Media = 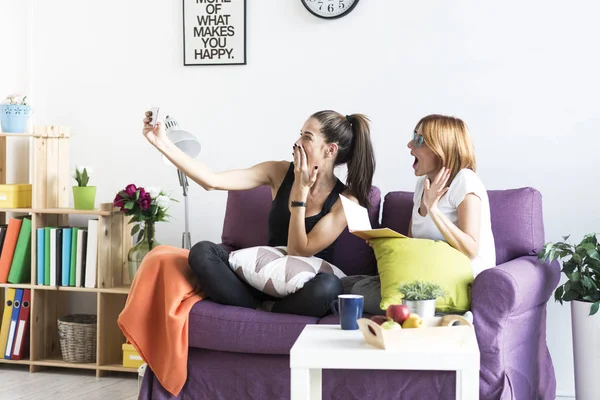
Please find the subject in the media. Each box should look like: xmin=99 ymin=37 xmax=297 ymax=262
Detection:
xmin=411 ymin=168 xmax=496 ymax=277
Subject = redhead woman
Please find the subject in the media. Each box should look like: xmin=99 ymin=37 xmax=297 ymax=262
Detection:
xmin=344 ymin=114 xmax=494 ymax=316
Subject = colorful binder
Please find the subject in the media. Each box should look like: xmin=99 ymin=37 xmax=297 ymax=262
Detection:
xmin=0 ymin=218 xmax=22 ymax=282
xmin=0 ymin=224 xmax=8 ymax=255
xmin=11 ymin=289 xmax=30 ymax=360
xmin=4 ymin=288 xmax=23 ymax=359
xmin=69 ymin=227 xmax=79 ymax=286
xmin=37 ymin=228 xmax=45 ymax=285
xmin=44 ymin=227 xmax=50 ymax=286
xmin=7 ymin=218 xmax=32 ymax=284
xmin=0 ymin=288 xmax=16 ymax=353
xmin=61 ymin=227 xmax=72 ymax=286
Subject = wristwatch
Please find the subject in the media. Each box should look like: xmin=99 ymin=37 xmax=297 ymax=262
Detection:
xmin=291 ymin=201 xmax=307 ymax=207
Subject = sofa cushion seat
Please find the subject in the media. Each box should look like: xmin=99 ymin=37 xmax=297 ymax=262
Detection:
xmin=188 ymin=300 xmax=319 ymax=355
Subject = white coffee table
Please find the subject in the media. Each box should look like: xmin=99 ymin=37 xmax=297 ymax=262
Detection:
xmin=289 ymin=324 xmax=479 ymax=400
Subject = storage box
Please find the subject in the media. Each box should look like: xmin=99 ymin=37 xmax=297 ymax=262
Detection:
xmin=122 ymin=343 xmax=145 ymax=368
xmin=0 ymin=184 xmax=32 ymax=208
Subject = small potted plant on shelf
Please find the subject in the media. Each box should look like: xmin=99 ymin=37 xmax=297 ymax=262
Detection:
xmin=397 ymin=280 xmax=447 ymax=319
xmin=0 ymin=93 xmax=33 ymax=133
xmin=538 ymin=233 xmax=600 ymax=399
xmin=72 ymin=165 xmax=96 ymax=210
xmin=113 ymin=184 xmax=177 ymax=280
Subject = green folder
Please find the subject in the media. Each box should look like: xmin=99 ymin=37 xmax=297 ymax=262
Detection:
xmin=69 ymin=227 xmax=79 ymax=286
xmin=7 ymin=218 xmax=32 ymax=284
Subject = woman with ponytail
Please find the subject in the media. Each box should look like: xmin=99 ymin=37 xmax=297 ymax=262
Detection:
xmin=141 ymin=109 xmax=376 ymax=317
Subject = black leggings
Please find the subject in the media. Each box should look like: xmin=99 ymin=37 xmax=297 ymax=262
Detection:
xmin=188 ymin=241 xmax=343 ymax=318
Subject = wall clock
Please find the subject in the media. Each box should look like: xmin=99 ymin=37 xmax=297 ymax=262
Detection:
xmin=301 ymin=0 xmax=360 ymax=19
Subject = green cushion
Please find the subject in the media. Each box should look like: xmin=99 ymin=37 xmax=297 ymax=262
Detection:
xmin=370 ymin=237 xmax=474 ymax=313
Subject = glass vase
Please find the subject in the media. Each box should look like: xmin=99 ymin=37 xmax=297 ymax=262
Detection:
xmin=127 ymin=221 xmax=160 ymax=281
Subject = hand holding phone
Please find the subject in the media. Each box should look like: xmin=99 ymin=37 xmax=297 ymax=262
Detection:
xmin=149 ymin=107 xmax=160 ymax=127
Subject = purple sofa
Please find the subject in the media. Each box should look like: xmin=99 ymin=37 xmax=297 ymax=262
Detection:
xmin=139 ymin=186 xmax=560 ymax=400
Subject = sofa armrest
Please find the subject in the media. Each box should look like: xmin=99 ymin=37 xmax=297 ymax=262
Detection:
xmin=471 ymin=256 xmax=560 ymax=399
xmin=472 ymin=255 xmax=560 ymax=318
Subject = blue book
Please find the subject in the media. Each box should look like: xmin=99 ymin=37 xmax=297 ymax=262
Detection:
xmin=5 ymin=288 xmax=23 ymax=359
xmin=37 ymin=228 xmax=45 ymax=285
xmin=61 ymin=228 xmax=72 ymax=286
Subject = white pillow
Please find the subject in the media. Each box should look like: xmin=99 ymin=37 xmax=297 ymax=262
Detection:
xmin=227 ymin=246 xmax=347 ymax=298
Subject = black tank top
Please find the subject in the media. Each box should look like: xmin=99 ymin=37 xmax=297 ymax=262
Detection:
xmin=268 ymin=162 xmax=346 ymax=263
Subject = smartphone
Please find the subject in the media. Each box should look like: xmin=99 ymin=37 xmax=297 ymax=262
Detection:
xmin=149 ymin=107 xmax=160 ymax=127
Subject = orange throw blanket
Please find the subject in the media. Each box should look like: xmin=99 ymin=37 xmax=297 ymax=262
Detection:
xmin=118 ymin=245 xmax=205 ymax=396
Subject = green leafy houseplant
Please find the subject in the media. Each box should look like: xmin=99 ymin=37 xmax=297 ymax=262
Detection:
xmin=398 ymin=280 xmax=447 ymax=301
xmin=538 ymin=233 xmax=600 ymax=316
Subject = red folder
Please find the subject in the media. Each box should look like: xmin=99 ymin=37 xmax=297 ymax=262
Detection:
xmin=11 ymin=289 xmax=30 ymax=360
xmin=0 ymin=218 xmax=22 ymax=283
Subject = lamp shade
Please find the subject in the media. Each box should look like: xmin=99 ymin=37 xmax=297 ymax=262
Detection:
xmin=162 ymin=115 xmax=201 ymax=165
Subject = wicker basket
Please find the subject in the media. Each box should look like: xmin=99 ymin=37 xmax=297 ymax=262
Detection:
xmin=58 ymin=314 xmax=97 ymax=363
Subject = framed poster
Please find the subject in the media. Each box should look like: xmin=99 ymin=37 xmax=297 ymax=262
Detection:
xmin=183 ymin=0 xmax=246 ymax=66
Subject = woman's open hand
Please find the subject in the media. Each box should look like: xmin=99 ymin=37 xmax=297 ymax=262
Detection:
xmin=423 ymin=167 xmax=450 ymax=211
xmin=142 ymin=110 xmax=169 ymax=150
xmin=293 ymin=144 xmax=318 ymax=191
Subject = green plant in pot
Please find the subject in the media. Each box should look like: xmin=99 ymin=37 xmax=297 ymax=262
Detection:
xmin=539 ymin=233 xmax=600 ymax=314
xmin=113 ymin=184 xmax=177 ymax=281
xmin=72 ymin=166 xmax=96 ymax=210
xmin=398 ymin=280 xmax=447 ymax=319
xmin=538 ymin=233 xmax=600 ymax=399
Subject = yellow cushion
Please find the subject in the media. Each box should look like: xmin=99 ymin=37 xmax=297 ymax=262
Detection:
xmin=370 ymin=237 xmax=474 ymax=313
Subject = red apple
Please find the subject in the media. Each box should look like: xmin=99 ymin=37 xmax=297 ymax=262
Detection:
xmin=386 ymin=304 xmax=411 ymax=324
xmin=370 ymin=315 xmax=388 ymax=325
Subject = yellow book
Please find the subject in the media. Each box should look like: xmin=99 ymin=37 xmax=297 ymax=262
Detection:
xmin=339 ymin=194 xmax=407 ymax=240
xmin=0 ymin=288 xmax=16 ymax=354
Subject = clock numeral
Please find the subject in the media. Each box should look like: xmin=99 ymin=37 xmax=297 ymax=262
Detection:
xmin=327 ymin=3 xmax=334 ymax=12
xmin=339 ymin=1 xmax=345 ymax=9
xmin=318 ymin=1 xmax=323 ymax=11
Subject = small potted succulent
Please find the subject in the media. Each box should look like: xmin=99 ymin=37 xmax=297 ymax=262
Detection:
xmin=397 ymin=280 xmax=447 ymax=319
xmin=1 ymin=93 xmax=33 ymax=133
xmin=72 ymin=166 xmax=96 ymax=210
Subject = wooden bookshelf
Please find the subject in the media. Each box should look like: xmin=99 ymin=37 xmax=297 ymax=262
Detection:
xmin=0 ymin=126 xmax=137 ymax=377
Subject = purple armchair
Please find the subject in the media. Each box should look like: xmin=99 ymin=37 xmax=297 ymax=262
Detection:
xmin=139 ymin=186 xmax=559 ymax=400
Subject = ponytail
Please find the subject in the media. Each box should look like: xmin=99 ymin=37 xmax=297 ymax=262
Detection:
xmin=310 ymin=110 xmax=376 ymax=208
xmin=345 ymin=114 xmax=376 ymax=207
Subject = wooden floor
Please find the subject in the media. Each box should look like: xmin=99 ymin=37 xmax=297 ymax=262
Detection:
xmin=0 ymin=365 xmax=138 ymax=399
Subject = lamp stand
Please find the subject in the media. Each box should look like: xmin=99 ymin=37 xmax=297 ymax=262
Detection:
xmin=177 ymin=169 xmax=192 ymax=250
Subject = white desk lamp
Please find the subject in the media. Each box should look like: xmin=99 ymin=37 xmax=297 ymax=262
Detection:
xmin=163 ymin=115 xmax=201 ymax=250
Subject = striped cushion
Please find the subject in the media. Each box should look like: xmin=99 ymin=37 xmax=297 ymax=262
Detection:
xmin=228 ymin=246 xmax=347 ymax=298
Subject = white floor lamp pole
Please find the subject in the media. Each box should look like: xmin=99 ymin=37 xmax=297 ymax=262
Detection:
xmin=177 ymin=169 xmax=192 ymax=250
xmin=163 ymin=115 xmax=201 ymax=250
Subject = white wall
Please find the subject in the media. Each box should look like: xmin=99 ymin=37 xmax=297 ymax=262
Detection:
xmin=0 ymin=0 xmax=33 ymax=183
xmin=6 ymin=0 xmax=600 ymax=396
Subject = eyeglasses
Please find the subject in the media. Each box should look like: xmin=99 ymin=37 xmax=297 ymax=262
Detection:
xmin=413 ymin=130 xmax=424 ymax=148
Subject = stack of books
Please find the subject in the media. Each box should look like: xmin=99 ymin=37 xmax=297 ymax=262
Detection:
xmin=35 ymin=219 xmax=98 ymax=288
xmin=0 ymin=218 xmax=98 ymax=288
